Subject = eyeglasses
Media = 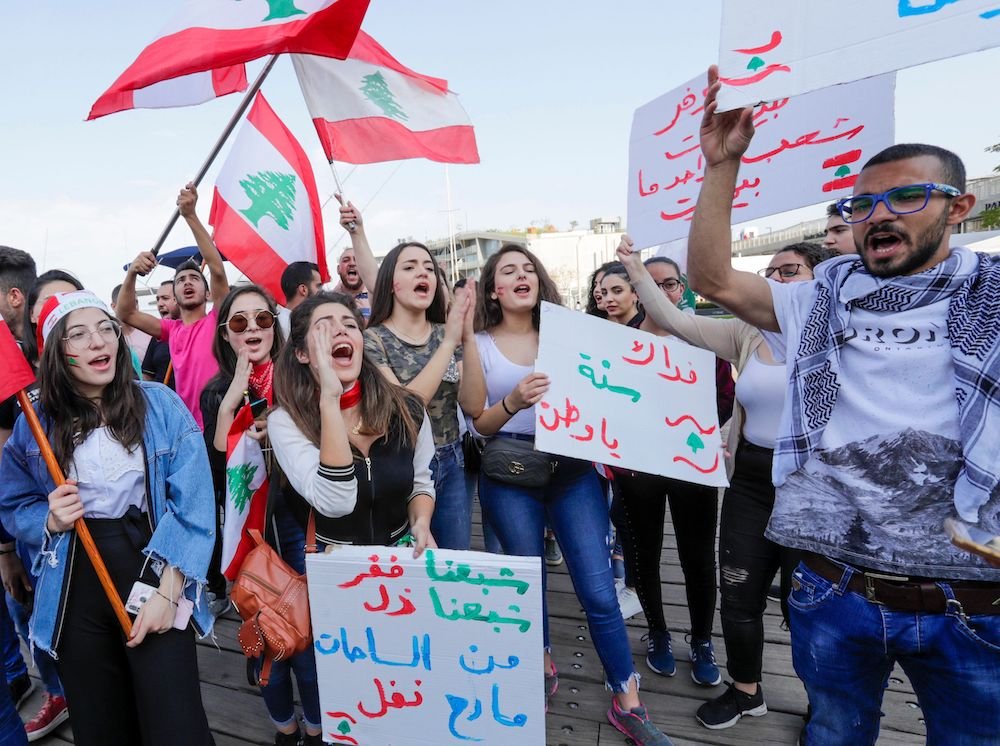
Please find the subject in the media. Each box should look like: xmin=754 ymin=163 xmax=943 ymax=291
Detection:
xmin=837 ymin=183 xmax=961 ymax=224
xmin=758 ymin=263 xmax=806 ymax=279
xmin=655 ymin=278 xmax=683 ymax=293
xmin=63 ymin=320 xmax=122 ymax=352
xmin=222 ymin=310 xmax=277 ymax=334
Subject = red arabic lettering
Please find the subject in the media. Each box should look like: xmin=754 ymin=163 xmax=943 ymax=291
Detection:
xmin=656 ymin=344 xmax=698 ymax=384
xmin=663 ymin=138 xmax=700 ymax=161
xmin=664 ymin=415 xmax=717 ymax=436
xmin=659 ymin=205 xmax=696 ymax=222
xmin=362 ymin=585 xmax=417 ymax=616
xmin=358 ymin=679 xmax=424 ymax=719
xmin=673 ymin=453 xmax=721 ymax=474
xmin=652 ymin=90 xmax=699 ymax=136
xmin=733 ymin=30 xmax=783 ymax=55
xmin=741 ymin=124 xmax=865 ymax=165
xmin=622 ymin=341 xmax=656 ymax=366
xmin=339 ymin=555 xmax=404 ymax=589
xmin=638 ymin=169 xmax=659 ymax=197
xmin=538 ymin=398 xmax=581 ymax=432
xmin=600 ymin=419 xmax=621 ymax=459
xmin=733 ymin=177 xmax=761 ymax=200
xmin=719 ymin=64 xmax=791 ymax=87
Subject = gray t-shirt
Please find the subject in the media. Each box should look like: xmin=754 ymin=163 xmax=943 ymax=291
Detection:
xmin=364 ymin=324 xmax=462 ymax=447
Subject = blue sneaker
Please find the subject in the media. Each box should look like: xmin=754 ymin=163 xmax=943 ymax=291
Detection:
xmin=689 ymin=638 xmax=722 ymax=686
xmin=607 ymin=698 xmax=674 ymax=745
xmin=643 ymin=630 xmax=676 ymax=676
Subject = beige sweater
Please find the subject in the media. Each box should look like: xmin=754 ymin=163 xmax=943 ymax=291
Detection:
xmin=634 ymin=272 xmax=766 ymax=478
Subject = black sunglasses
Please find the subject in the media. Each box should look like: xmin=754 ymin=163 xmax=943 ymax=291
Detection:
xmin=221 ymin=310 xmax=277 ymax=334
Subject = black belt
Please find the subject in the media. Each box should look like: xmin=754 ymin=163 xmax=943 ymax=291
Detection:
xmin=804 ymin=554 xmax=1000 ymax=615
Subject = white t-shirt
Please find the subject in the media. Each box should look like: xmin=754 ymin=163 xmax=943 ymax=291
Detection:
xmin=734 ymin=347 xmax=785 ymax=449
xmin=474 ymin=332 xmax=535 ymax=436
xmin=765 ymin=279 xmax=998 ymax=579
xmin=69 ymin=427 xmax=146 ymax=519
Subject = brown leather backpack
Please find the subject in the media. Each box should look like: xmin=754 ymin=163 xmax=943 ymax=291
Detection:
xmin=231 ymin=513 xmax=316 ymax=686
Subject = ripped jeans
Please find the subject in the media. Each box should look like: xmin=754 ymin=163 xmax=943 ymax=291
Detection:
xmin=719 ymin=440 xmax=800 ymax=683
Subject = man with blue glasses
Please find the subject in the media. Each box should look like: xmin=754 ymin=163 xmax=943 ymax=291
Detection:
xmin=685 ymin=66 xmax=1000 ymax=745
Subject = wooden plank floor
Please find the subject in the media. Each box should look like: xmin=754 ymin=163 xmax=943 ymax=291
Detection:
xmin=19 ymin=499 xmax=927 ymax=745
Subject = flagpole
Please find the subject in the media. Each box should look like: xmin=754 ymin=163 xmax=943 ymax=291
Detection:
xmin=328 ymin=162 xmax=356 ymax=232
xmin=15 ymin=390 xmax=133 ymax=637
xmin=445 ymin=166 xmax=458 ymax=284
xmin=150 ymin=55 xmax=280 ymax=257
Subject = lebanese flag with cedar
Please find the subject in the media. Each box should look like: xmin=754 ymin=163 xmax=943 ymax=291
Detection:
xmin=222 ymin=404 xmax=269 ymax=581
xmin=209 ymin=92 xmax=329 ymax=302
xmin=88 ymin=0 xmax=370 ymax=121
xmin=89 ymin=66 xmax=248 ymax=120
xmin=291 ymin=32 xmax=480 ymax=164
xmin=0 ymin=321 xmax=34 ymax=403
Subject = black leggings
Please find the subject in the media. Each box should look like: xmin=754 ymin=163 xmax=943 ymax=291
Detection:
xmin=612 ymin=471 xmax=718 ymax=640
xmin=719 ymin=440 xmax=800 ymax=683
xmin=55 ymin=516 xmax=214 ymax=746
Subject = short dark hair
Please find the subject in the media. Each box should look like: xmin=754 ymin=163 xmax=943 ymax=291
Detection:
xmin=111 ymin=283 xmax=123 ymax=304
xmin=644 ymin=256 xmax=682 ymax=278
xmin=173 ymin=259 xmax=208 ymax=288
xmin=775 ymin=242 xmax=839 ymax=269
xmin=0 ymin=246 xmax=37 ymax=296
xmin=280 ymin=261 xmax=321 ymax=302
xmin=862 ymin=143 xmax=966 ymax=192
xmin=159 ymin=280 xmax=174 ymax=290
xmin=826 ymin=202 xmax=841 ymax=219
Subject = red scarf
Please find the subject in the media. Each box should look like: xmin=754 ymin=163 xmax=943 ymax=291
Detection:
xmin=340 ymin=380 xmax=362 ymax=410
xmin=248 ymin=360 xmax=274 ymax=406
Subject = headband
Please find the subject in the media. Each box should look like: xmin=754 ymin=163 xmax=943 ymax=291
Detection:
xmin=37 ymin=290 xmax=111 ymax=353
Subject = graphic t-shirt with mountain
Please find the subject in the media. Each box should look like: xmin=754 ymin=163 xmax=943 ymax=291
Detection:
xmin=766 ymin=281 xmax=1000 ymax=581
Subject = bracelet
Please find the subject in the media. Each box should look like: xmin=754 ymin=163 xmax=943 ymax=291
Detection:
xmin=501 ymin=397 xmax=516 ymax=416
xmin=156 ymin=590 xmax=178 ymax=607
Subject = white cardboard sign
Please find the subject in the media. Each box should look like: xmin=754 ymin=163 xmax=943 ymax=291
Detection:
xmin=716 ymin=0 xmax=999 ymax=110
xmin=306 ymin=547 xmax=544 ymax=745
xmin=534 ymin=302 xmax=728 ymax=487
xmin=627 ymin=72 xmax=895 ymax=251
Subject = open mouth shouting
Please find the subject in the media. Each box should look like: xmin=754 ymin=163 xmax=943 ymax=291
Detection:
xmin=865 ymin=226 xmax=907 ymax=260
xmin=512 ymin=282 xmax=532 ymax=299
xmin=331 ymin=341 xmax=355 ymax=367
xmin=413 ymin=280 xmax=431 ymax=297
xmin=88 ymin=353 xmax=113 ymax=372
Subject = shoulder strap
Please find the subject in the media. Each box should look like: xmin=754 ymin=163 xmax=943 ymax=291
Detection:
xmin=304 ymin=510 xmax=318 ymax=554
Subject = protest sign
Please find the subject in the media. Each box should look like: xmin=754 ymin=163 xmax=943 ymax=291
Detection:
xmin=307 ymin=547 xmax=544 ymax=745
xmin=534 ymin=302 xmax=727 ymax=487
xmin=716 ymin=0 xmax=1000 ymax=111
xmin=627 ymin=72 xmax=894 ymax=251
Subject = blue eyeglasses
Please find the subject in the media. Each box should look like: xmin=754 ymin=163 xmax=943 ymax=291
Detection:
xmin=836 ymin=183 xmax=961 ymax=224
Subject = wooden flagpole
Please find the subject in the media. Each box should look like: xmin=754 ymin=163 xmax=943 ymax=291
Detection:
xmin=149 ymin=55 xmax=280 ymax=257
xmin=15 ymin=391 xmax=133 ymax=637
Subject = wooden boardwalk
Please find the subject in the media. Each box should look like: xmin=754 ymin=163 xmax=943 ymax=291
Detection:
xmin=22 ymin=506 xmax=927 ymax=745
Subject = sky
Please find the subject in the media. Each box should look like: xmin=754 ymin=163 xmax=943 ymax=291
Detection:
xmin=3 ymin=1 xmax=1000 ymax=302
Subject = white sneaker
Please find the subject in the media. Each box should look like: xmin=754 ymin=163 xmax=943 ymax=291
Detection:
xmin=616 ymin=586 xmax=643 ymax=620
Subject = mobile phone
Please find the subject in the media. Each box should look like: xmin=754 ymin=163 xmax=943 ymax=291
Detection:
xmin=125 ymin=580 xmax=195 ymax=630
xmin=944 ymin=518 xmax=1000 ymax=567
xmin=250 ymin=398 xmax=268 ymax=419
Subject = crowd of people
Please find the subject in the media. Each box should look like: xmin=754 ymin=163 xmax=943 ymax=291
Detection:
xmin=0 ymin=70 xmax=998 ymax=746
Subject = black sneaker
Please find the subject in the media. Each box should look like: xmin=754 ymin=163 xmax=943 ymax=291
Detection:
xmin=696 ymin=682 xmax=767 ymax=730
xmin=273 ymin=729 xmax=301 ymax=746
xmin=8 ymin=673 xmax=34 ymax=710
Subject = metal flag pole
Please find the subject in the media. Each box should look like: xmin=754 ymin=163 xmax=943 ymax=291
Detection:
xmin=149 ymin=55 xmax=280 ymax=256
xmin=329 ymin=161 xmax=357 ymax=232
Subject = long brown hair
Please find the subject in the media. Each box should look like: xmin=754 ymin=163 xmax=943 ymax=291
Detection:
xmin=274 ymin=292 xmax=421 ymax=448
xmin=474 ymin=244 xmax=563 ymax=331
xmin=367 ymin=242 xmax=447 ymax=328
xmin=39 ymin=310 xmax=146 ymax=473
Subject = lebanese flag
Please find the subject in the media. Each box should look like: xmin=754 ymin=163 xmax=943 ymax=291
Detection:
xmin=88 ymin=0 xmax=370 ymax=121
xmin=89 ymin=65 xmax=248 ymax=120
xmin=291 ymin=34 xmax=480 ymax=165
xmin=0 ymin=322 xmax=34 ymax=403
xmin=222 ymin=404 xmax=269 ymax=581
xmin=209 ymin=92 xmax=328 ymax=302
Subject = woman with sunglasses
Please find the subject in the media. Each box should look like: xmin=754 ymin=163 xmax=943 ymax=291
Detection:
xmin=336 ymin=203 xmax=485 ymax=551
xmin=599 ymin=260 xmax=734 ymax=689
xmin=0 ymin=290 xmax=215 ymax=746
xmin=617 ymin=237 xmax=834 ymax=732
xmin=471 ymin=245 xmax=672 ymax=745
xmin=200 ymin=286 xmax=323 ymax=746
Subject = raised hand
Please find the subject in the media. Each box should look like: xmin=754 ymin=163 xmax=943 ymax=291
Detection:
xmin=335 ymin=193 xmax=362 ymax=234
xmin=699 ymin=66 xmax=756 ymax=168
xmin=308 ymin=319 xmax=344 ymax=398
xmin=616 ymin=235 xmax=644 ymax=275
xmin=177 ymin=182 xmax=198 ymax=217
xmin=129 ymin=250 xmax=158 ymax=277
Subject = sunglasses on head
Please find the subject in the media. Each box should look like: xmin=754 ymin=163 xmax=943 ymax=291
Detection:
xmin=221 ymin=310 xmax=276 ymax=334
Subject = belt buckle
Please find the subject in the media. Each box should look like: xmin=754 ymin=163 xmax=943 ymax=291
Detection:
xmin=863 ymin=571 xmax=908 ymax=604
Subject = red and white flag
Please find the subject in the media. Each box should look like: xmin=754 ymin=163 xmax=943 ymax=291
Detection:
xmin=292 ymin=32 xmax=480 ymax=164
xmin=88 ymin=0 xmax=370 ymax=121
xmin=222 ymin=404 xmax=269 ymax=581
xmin=209 ymin=92 xmax=329 ymax=302
xmin=0 ymin=321 xmax=34 ymax=403
xmin=89 ymin=66 xmax=248 ymax=120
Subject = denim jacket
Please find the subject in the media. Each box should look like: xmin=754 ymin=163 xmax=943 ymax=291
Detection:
xmin=0 ymin=382 xmax=216 ymax=655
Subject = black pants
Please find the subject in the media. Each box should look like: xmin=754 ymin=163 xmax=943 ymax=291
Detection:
xmin=719 ymin=440 xmax=800 ymax=683
xmin=612 ymin=470 xmax=718 ymax=640
xmin=55 ymin=516 xmax=214 ymax=746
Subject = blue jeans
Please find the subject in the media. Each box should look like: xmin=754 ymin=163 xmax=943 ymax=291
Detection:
xmin=789 ymin=560 xmax=1000 ymax=746
xmin=259 ymin=499 xmax=322 ymax=730
xmin=6 ymin=548 xmax=62 ymax=697
xmin=0 ymin=600 xmax=25 ymax=684
xmin=429 ymin=441 xmax=472 ymax=550
xmin=478 ymin=463 xmax=636 ymax=692
xmin=0 ymin=613 xmax=25 ymax=746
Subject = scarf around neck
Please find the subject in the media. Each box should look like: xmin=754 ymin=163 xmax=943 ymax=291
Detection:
xmin=773 ymin=247 xmax=1000 ymax=523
